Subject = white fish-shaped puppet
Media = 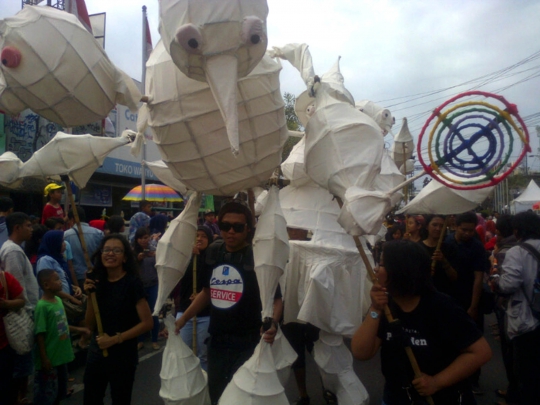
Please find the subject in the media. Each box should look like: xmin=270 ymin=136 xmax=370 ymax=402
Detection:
xmin=0 ymin=6 xmax=141 ymax=127
xmin=143 ymin=39 xmax=287 ymax=196
xmin=159 ymin=0 xmax=269 ymax=155
xmin=272 ymin=43 xmax=392 ymax=235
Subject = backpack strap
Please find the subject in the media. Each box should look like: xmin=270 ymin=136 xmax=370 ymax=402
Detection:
xmin=518 ymin=242 xmax=540 ymax=304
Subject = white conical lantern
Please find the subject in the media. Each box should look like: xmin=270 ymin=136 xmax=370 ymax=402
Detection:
xmin=160 ymin=316 xmax=210 ymax=405
xmin=19 ymin=131 xmax=132 ymax=188
xmin=313 ymin=331 xmax=369 ymax=405
xmin=144 ymin=40 xmax=287 ymax=196
xmin=219 ymin=339 xmax=288 ymax=405
xmin=154 ymin=193 xmax=202 ymax=315
xmin=270 ymin=327 xmax=297 ymax=386
xmin=252 ymin=186 xmax=289 ymax=319
xmin=390 ymin=117 xmax=415 ymax=168
xmin=0 ymin=6 xmax=141 ymax=127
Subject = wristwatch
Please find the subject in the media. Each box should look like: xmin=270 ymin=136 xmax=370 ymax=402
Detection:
xmin=370 ymin=309 xmax=380 ymax=319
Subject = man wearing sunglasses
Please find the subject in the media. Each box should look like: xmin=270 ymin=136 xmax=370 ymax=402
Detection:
xmin=175 ymin=201 xmax=281 ymax=405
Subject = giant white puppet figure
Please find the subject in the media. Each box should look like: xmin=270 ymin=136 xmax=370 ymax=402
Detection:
xmin=158 ymin=0 xmax=269 ymax=155
xmin=271 ymin=44 xmax=392 ymax=236
xmin=0 ymin=6 xmax=141 ymax=127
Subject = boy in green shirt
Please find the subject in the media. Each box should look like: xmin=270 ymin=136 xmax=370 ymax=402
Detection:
xmin=34 ymin=269 xmax=88 ymax=405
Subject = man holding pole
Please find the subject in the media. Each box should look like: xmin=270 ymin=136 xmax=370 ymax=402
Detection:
xmin=175 ymin=201 xmax=281 ymax=405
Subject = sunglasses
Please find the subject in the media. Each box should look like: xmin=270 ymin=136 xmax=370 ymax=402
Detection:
xmin=219 ymin=222 xmax=247 ymax=233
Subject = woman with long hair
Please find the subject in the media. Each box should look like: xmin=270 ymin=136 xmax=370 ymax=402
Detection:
xmin=132 ymin=227 xmax=160 ymax=350
xmin=83 ymin=234 xmax=153 ymax=405
xmin=352 ymin=240 xmax=491 ymax=405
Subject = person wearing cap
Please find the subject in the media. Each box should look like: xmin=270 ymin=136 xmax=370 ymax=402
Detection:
xmin=203 ymin=209 xmax=220 ymax=240
xmin=41 ymin=183 xmax=66 ymax=225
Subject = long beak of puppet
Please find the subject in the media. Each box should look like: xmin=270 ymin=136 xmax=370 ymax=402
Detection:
xmin=205 ymin=54 xmax=240 ymax=156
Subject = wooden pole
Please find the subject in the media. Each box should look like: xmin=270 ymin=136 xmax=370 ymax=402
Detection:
xmin=61 ymin=176 xmax=108 ymax=357
xmin=335 ymin=196 xmax=434 ymax=405
xmin=431 ymin=217 xmax=449 ymax=272
xmin=192 ymin=254 xmax=198 ymax=354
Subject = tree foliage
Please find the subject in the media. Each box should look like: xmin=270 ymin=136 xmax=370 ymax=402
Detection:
xmin=281 ymin=92 xmax=302 ymax=162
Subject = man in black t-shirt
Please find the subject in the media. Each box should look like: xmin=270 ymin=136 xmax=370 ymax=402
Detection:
xmin=175 ymin=202 xmax=280 ymax=405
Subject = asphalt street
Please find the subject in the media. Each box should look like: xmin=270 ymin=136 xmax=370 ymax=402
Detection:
xmin=63 ymin=313 xmax=507 ymax=405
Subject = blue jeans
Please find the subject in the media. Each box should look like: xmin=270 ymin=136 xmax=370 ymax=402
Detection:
xmin=139 ymin=284 xmax=159 ymax=343
xmin=176 ymin=312 xmax=210 ymax=371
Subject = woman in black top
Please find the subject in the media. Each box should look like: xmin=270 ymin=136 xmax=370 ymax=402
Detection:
xmin=83 ymin=234 xmax=153 ymax=405
xmin=171 ymin=225 xmax=213 ymax=370
xmin=352 ymin=240 xmax=491 ymax=405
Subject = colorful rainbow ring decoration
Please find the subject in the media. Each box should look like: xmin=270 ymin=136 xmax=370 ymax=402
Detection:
xmin=417 ymin=91 xmax=530 ymax=190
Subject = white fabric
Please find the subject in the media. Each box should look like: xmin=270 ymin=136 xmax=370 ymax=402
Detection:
xmin=0 ymin=152 xmax=23 ymax=187
xmin=510 ymin=180 xmax=540 ymax=214
xmin=397 ymin=176 xmax=494 ymax=215
xmin=355 ymin=100 xmax=394 ymax=136
xmin=390 ymin=117 xmax=414 ymax=168
xmin=270 ymin=327 xmax=297 ymax=387
xmin=18 ymin=131 xmax=131 ymax=188
xmin=313 ymin=331 xmax=369 ymax=405
xmin=159 ymin=0 xmax=269 ymax=154
xmin=0 ymin=6 xmax=141 ymax=127
xmin=160 ymin=315 xmax=210 ymax=405
xmin=283 ymin=241 xmax=372 ymax=337
xmin=253 ymin=186 xmax=289 ymax=319
xmin=372 ymin=150 xmax=405 ymax=206
xmin=280 ymin=137 xmax=311 ymax=187
xmin=145 ymin=160 xmax=188 ymax=195
xmin=154 ymin=193 xmax=202 ymax=316
xmin=219 ymin=338 xmax=288 ymax=405
xmin=144 ymin=40 xmax=287 ymax=195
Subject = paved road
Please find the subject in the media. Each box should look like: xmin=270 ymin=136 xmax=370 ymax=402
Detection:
xmin=64 ymin=314 xmax=507 ymax=404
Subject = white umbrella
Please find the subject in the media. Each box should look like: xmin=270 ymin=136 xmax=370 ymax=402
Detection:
xmin=0 ymin=152 xmax=24 ymax=187
xmin=159 ymin=0 xmax=269 ymax=155
xmin=19 ymin=131 xmax=132 ymax=188
xmin=218 ymin=339 xmax=288 ymax=405
xmin=397 ymin=176 xmax=494 ymax=215
xmin=0 ymin=6 xmax=141 ymax=127
xmin=144 ymin=40 xmax=287 ymax=196
xmin=160 ymin=315 xmax=210 ymax=405
xmin=154 ymin=192 xmax=202 ymax=316
xmin=252 ymin=186 xmax=289 ymax=320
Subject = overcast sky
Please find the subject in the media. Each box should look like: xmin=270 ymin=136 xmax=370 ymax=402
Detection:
xmin=2 ymin=0 xmax=540 ymax=169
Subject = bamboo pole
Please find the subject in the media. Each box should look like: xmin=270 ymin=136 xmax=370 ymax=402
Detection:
xmin=431 ymin=217 xmax=449 ymax=272
xmin=335 ymin=196 xmax=434 ymax=405
xmin=61 ymin=176 xmax=108 ymax=357
xmin=192 ymin=254 xmax=198 ymax=354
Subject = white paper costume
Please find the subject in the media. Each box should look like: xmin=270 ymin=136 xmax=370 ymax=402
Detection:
xmin=252 ymin=186 xmax=289 ymax=319
xmin=0 ymin=152 xmax=24 ymax=187
xmin=19 ymin=131 xmax=133 ymax=188
xmin=272 ymin=44 xmax=391 ymax=236
xmin=160 ymin=315 xmax=211 ymax=405
xmin=158 ymin=0 xmax=269 ymax=155
xmin=144 ymin=39 xmax=287 ymax=196
xmin=0 ymin=6 xmax=141 ymax=127
xmin=154 ymin=192 xmax=202 ymax=316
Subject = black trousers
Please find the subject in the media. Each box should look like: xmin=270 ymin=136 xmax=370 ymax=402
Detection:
xmin=513 ymin=325 xmax=540 ymax=405
xmin=83 ymin=358 xmax=137 ymax=405
xmin=207 ymin=333 xmax=259 ymax=405
xmin=0 ymin=345 xmax=17 ymax=405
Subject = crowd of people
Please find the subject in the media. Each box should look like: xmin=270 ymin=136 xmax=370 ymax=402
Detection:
xmin=1 ymin=181 xmax=540 ymax=405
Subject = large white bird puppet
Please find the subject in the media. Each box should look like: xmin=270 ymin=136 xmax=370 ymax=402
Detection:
xmin=142 ymin=38 xmax=287 ymax=196
xmin=0 ymin=6 xmax=141 ymax=127
xmin=158 ymin=0 xmax=269 ymax=155
xmin=271 ymin=44 xmax=393 ymax=236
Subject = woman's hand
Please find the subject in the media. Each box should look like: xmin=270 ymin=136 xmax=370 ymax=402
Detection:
xmin=370 ymin=284 xmax=388 ymax=312
xmin=412 ymin=374 xmax=440 ymax=397
xmin=262 ymin=323 xmax=277 ymax=344
xmin=72 ymin=285 xmax=82 ymax=298
xmin=192 ymin=246 xmax=200 ymax=255
xmin=175 ymin=317 xmax=186 ymax=335
xmin=83 ymin=278 xmax=96 ymax=294
xmin=431 ymin=250 xmax=444 ymax=262
xmin=96 ymin=333 xmax=117 ymax=350
xmin=69 ymin=296 xmax=82 ymax=306
xmin=137 ymin=252 xmax=145 ymax=261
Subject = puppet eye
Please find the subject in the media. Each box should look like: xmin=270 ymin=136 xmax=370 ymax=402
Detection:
xmin=1 ymin=46 xmax=21 ymax=68
xmin=241 ymin=16 xmax=265 ymax=45
xmin=306 ymin=104 xmax=316 ymax=117
xmin=175 ymin=24 xmax=203 ymax=54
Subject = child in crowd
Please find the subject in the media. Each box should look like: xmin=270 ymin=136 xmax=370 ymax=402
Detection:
xmin=34 ymin=269 xmax=89 ymax=405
